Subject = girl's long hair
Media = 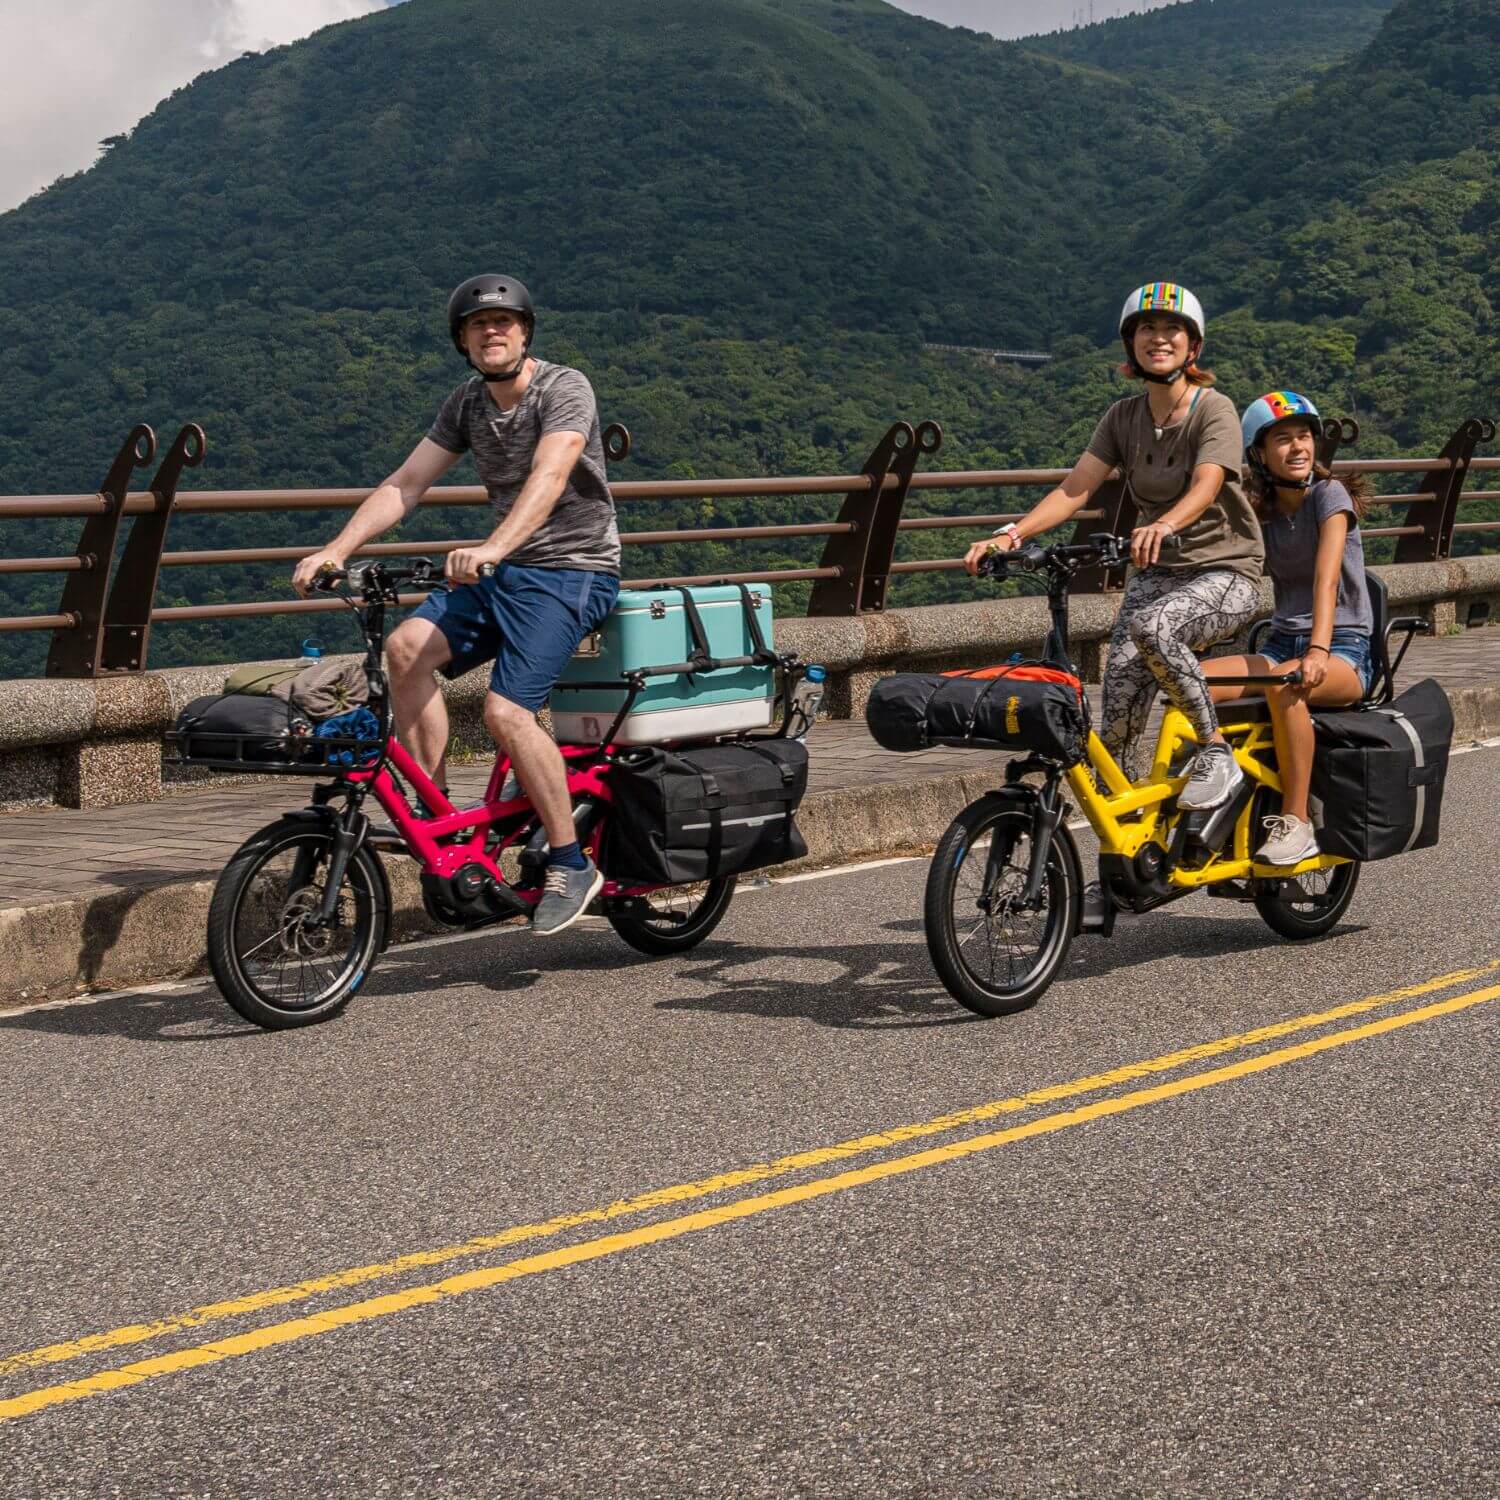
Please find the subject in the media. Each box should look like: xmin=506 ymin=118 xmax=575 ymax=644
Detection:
xmin=1249 ymin=460 xmax=1372 ymax=520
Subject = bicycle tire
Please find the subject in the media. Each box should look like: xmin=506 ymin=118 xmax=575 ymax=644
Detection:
xmin=607 ymin=876 xmax=736 ymax=956
xmin=924 ymin=796 xmax=1080 ymax=1017
xmin=1253 ymin=860 xmax=1360 ymax=940
xmin=208 ymin=817 xmax=388 ymax=1029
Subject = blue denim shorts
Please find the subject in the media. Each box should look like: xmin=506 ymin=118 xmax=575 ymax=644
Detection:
xmin=411 ymin=563 xmax=620 ymax=710
xmin=1259 ymin=626 xmax=1374 ymax=697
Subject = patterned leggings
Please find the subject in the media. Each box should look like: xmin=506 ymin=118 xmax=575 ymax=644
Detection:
xmin=1100 ymin=566 xmax=1260 ymax=777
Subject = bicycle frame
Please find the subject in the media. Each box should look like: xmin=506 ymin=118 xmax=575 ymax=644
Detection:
xmin=1065 ymin=712 xmax=1345 ymax=889
xmin=343 ymin=738 xmax=663 ymax=905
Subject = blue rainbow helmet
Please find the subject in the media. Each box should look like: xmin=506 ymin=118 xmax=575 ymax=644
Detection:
xmin=1242 ymin=390 xmax=1322 ymax=457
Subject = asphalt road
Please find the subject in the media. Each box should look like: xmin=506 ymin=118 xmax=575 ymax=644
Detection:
xmin=1 ymin=748 xmax=1496 ymax=1498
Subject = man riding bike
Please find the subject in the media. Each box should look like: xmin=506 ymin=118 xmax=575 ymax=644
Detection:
xmin=293 ymin=274 xmax=621 ymax=935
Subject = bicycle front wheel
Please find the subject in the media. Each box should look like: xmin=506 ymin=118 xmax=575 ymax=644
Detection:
xmin=208 ymin=817 xmax=388 ymax=1029
xmin=924 ymin=796 xmax=1080 ymax=1017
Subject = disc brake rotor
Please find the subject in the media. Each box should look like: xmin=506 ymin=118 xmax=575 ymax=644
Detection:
xmin=279 ymin=886 xmax=340 ymax=959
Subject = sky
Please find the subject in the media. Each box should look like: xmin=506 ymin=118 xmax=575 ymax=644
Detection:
xmin=0 ymin=0 xmax=1179 ymax=215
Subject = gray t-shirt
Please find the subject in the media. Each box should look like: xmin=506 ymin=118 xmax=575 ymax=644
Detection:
xmin=427 ymin=361 xmax=620 ymax=573
xmin=1262 ymin=478 xmax=1373 ymax=634
xmin=1085 ymin=388 xmax=1264 ymax=581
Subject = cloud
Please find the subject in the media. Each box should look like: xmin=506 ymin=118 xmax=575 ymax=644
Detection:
xmin=0 ymin=0 xmax=387 ymax=214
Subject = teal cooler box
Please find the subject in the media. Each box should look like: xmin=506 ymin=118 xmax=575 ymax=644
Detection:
xmin=550 ymin=585 xmax=776 ymax=746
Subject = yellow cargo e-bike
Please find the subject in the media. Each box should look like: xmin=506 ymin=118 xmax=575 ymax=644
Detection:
xmin=870 ymin=532 xmax=1425 ymax=1018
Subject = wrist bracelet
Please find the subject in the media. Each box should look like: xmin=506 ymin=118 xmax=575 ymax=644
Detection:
xmin=1305 ymin=644 xmax=1330 ymax=656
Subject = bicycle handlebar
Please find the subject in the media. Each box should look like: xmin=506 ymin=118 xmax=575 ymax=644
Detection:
xmin=978 ymin=531 xmax=1183 ymax=579
xmin=312 ymin=557 xmax=443 ymax=599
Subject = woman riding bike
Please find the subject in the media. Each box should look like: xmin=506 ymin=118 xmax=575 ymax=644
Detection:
xmin=1203 ymin=392 xmax=1375 ymax=866
xmin=964 ymin=283 xmax=1262 ymax=807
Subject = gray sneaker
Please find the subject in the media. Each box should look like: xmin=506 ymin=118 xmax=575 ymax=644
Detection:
xmin=1177 ymin=743 xmax=1244 ymax=811
xmin=533 ymin=858 xmax=604 ymax=936
xmin=1256 ymin=814 xmax=1319 ymax=866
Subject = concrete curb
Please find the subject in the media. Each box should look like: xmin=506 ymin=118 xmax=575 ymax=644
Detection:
xmin=3 ymin=681 xmax=1496 ymax=1008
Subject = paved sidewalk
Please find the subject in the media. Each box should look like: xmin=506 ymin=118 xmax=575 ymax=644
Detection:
xmin=1 ymin=629 xmax=1495 ymax=916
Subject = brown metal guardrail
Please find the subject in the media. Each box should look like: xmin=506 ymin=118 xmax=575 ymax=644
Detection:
xmin=0 ymin=416 xmax=1496 ymax=677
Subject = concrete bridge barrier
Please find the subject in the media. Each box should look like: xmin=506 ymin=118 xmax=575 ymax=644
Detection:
xmin=1 ymin=556 xmax=1496 ymax=813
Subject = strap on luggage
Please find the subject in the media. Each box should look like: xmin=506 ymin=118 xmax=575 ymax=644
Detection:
xmin=1374 ymin=706 xmax=1427 ymax=854
xmin=732 ymin=583 xmax=777 ymax=666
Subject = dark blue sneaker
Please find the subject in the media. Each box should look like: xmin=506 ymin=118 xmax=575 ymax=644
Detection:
xmin=533 ymin=857 xmax=604 ymax=936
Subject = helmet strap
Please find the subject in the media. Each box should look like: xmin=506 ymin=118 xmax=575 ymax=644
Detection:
xmin=478 ymin=353 xmax=528 ymax=385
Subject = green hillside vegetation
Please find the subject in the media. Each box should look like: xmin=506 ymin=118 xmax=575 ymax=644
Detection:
xmin=1028 ymin=0 xmax=1397 ymax=130
xmin=0 ymin=0 xmax=1495 ymax=676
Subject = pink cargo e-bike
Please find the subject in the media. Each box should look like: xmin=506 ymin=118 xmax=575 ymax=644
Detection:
xmin=170 ymin=559 xmax=804 ymax=1030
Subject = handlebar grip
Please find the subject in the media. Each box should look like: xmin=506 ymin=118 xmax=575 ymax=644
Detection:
xmin=311 ymin=566 xmax=348 ymax=593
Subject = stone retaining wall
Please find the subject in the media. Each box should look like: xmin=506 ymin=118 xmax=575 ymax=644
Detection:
xmin=2 ymin=556 xmax=1497 ymax=811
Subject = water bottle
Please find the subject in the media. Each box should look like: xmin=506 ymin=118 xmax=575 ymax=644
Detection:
xmin=789 ymin=664 xmax=826 ymax=742
xmin=298 ymin=637 xmax=323 ymax=668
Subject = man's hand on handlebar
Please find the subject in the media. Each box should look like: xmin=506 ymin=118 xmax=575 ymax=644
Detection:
xmin=445 ymin=545 xmax=504 ymax=586
xmin=293 ymin=548 xmax=347 ymax=597
xmin=1130 ymin=522 xmax=1177 ymax=569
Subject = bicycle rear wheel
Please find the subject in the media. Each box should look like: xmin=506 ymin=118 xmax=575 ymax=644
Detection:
xmin=924 ymin=796 xmax=1080 ymax=1017
xmin=208 ymin=817 xmax=388 ymax=1029
xmin=1250 ymin=789 xmax=1361 ymax=939
xmin=607 ymin=877 xmax=736 ymax=956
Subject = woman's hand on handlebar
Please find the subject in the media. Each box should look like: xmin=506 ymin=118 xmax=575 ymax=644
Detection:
xmin=292 ymin=549 xmax=347 ymax=597
xmin=444 ymin=546 xmax=503 ymax=585
xmin=1130 ymin=522 xmax=1177 ymax=569
xmin=964 ymin=533 xmax=1016 ymax=577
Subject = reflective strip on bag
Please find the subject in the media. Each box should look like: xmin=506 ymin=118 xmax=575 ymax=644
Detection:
xmin=1375 ymin=707 xmax=1426 ymax=855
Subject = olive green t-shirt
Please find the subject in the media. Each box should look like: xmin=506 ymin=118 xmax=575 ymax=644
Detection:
xmin=1085 ymin=388 xmax=1264 ymax=581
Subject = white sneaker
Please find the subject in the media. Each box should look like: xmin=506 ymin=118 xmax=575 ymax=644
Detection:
xmin=1256 ymin=814 xmax=1319 ymax=866
xmin=1177 ymin=743 xmax=1245 ymax=811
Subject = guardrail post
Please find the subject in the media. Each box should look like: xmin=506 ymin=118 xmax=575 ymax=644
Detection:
xmin=1395 ymin=418 xmax=1485 ymax=565
xmin=808 ymin=420 xmax=933 ymax=616
xmin=98 ymin=424 xmax=205 ymax=673
xmin=46 ymin=425 xmax=156 ymax=678
xmin=1317 ymin=415 xmax=1358 ymax=472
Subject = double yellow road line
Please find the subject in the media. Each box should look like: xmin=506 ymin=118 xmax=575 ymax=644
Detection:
xmin=3 ymin=960 xmax=1497 ymax=1425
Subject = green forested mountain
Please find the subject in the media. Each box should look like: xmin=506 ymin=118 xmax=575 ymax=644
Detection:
xmin=1028 ymin=0 xmax=1397 ymax=130
xmin=0 ymin=0 xmax=1494 ymax=674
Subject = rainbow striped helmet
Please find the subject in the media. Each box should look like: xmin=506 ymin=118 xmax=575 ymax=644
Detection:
xmin=1118 ymin=282 xmax=1205 ymax=344
xmin=1242 ymin=390 xmax=1322 ymax=455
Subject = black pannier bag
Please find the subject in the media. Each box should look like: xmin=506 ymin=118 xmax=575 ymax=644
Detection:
xmin=173 ymin=693 xmax=315 ymax=765
xmin=603 ymin=739 xmax=809 ymax=885
xmin=865 ymin=667 xmax=1087 ymax=766
xmin=1310 ymin=677 xmax=1453 ymax=861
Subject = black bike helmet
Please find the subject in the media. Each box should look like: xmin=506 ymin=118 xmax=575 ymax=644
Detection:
xmin=446 ymin=274 xmax=535 ymax=380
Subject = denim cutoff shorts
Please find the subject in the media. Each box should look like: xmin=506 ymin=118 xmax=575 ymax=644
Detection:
xmin=1259 ymin=626 xmax=1374 ymax=697
xmin=411 ymin=563 xmax=620 ymax=710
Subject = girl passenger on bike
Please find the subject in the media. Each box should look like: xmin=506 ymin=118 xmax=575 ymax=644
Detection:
xmin=1202 ymin=392 xmax=1374 ymax=866
xmin=964 ymin=283 xmax=1262 ymax=806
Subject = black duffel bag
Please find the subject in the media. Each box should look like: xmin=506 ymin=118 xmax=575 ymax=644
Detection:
xmin=172 ymin=693 xmax=315 ymax=765
xmin=604 ymin=739 xmax=809 ymax=886
xmin=1310 ymin=677 xmax=1453 ymax=861
xmin=865 ymin=667 xmax=1087 ymax=766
